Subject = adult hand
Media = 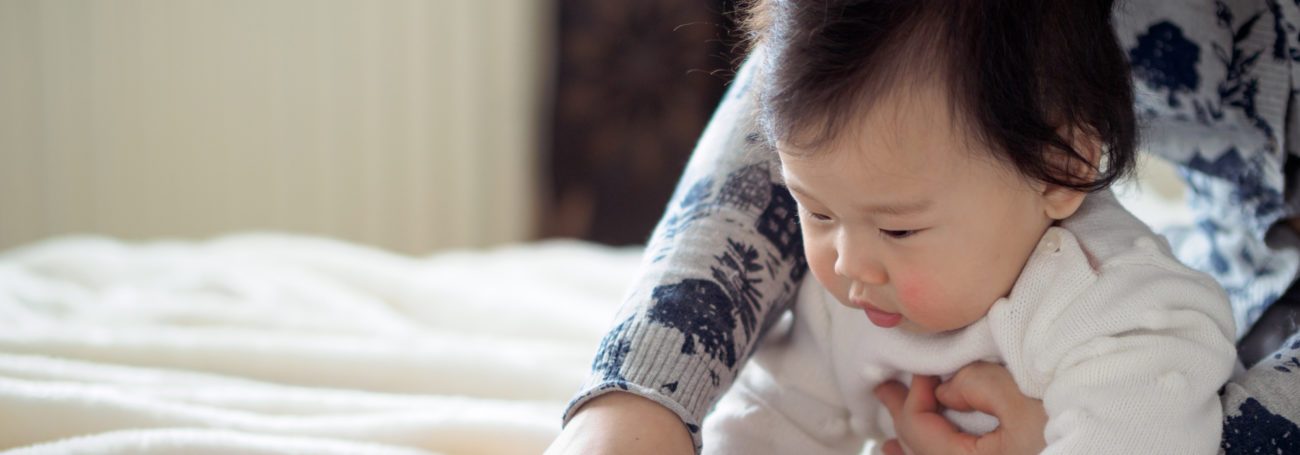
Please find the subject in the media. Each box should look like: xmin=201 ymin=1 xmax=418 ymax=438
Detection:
xmin=544 ymin=391 xmax=695 ymax=455
xmin=874 ymin=362 xmax=1047 ymax=455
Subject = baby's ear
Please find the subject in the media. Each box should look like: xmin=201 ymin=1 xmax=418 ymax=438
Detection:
xmin=1041 ymin=126 xmax=1101 ymax=220
xmin=1042 ymin=183 xmax=1087 ymax=220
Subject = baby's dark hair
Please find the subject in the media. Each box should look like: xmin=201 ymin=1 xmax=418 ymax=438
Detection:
xmin=741 ymin=0 xmax=1136 ymax=192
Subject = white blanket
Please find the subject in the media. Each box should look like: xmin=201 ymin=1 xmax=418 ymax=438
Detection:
xmin=0 ymin=234 xmax=642 ymax=454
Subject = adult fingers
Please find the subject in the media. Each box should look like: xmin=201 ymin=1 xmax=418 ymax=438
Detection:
xmin=935 ymin=362 xmax=1020 ymax=417
xmin=879 ymin=376 xmax=986 ymax=455
xmin=881 ymin=439 xmax=905 ymax=455
xmin=936 ymin=362 xmax=1046 ymax=455
xmin=875 ymin=380 xmax=909 ymax=420
xmin=904 ymin=375 xmax=942 ymax=414
xmin=876 ymin=381 xmax=916 ymax=455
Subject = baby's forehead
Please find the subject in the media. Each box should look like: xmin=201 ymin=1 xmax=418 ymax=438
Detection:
xmin=781 ymin=82 xmax=990 ymax=161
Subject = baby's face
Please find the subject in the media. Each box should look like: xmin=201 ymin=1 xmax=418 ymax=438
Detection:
xmin=779 ymin=81 xmax=1059 ymax=334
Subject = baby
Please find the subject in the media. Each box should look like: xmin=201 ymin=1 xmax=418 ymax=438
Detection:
xmin=702 ymin=0 xmax=1237 ymax=453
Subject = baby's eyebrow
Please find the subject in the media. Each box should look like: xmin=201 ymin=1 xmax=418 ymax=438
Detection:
xmin=781 ymin=177 xmax=808 ymax=197
xmin=787 ymin=181 xmax=930 ymax=216
xmin=863 ymin=199 xmax=931 ymax=216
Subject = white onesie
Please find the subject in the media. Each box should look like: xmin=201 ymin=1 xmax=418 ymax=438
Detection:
xmin=702 ymin=191 xmax=1237 ymax=454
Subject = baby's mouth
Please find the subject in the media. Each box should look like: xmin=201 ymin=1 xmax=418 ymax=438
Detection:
xmin=854 ymin=299 xmax=903 ymax=328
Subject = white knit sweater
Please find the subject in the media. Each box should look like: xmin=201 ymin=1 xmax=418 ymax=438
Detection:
xmin=702 ymin=191 xmax=1238 ymax=454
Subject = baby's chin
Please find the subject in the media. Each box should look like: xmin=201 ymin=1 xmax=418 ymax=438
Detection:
xmin=896 ymin=320 xmax=946 ymax=334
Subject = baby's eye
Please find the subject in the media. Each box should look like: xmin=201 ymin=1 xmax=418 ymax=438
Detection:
xmin=796 ymin=206 xmax=832 ymax=222
xmin=808 ymin=212 xmax=833 ymax=222
xmin=881 ymin=229 xmax=917 ymax=239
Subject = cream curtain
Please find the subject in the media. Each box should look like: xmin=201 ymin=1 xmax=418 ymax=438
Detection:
xmin=0 ymin=0 xmax=548 ymax=254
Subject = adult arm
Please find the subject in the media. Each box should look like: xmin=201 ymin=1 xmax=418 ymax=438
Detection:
xmin=1219 ymin=330 xmax=1300 ymax=454
xmin=1116 ymin=0 xmax=1300 ymax=339
xmin=545 ymin=392 xmax=694 ymax=455
xmin=551 ymin=53 xmax=809 ymax=453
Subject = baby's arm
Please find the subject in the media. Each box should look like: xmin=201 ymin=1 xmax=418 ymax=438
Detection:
xmin=1040 ymin=331 xmax=1234 ymax=453
xmin=1022 ymin=243 xmax=1237 ymax=453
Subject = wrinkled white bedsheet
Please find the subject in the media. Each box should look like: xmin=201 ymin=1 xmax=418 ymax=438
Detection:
xmin=0 ymin=234 xmax=642 ymax=454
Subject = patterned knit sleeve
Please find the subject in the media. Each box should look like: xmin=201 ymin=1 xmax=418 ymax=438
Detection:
xmin=560 ymin=56 xmax=809 ymax=452
xmin=1220 ymin=331 xmax=1300 ymax=453
xmin=1114 ymin=0 xmax=1300 ymax=338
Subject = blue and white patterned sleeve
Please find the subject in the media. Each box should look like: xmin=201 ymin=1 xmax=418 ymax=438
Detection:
xmin=1116 ymin=0 xmax=1300 ymax=337
xmin=560 ymin=56 xmax=808 ymax=452
xmin=1220 ymin=331 xmax=1300 ymax=453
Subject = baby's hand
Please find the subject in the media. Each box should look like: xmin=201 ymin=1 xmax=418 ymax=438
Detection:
xmin=874 ymin=362 xmax=1046 ymax=455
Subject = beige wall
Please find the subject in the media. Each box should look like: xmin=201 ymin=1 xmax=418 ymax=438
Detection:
xmin=0 ymin=0 xmax=548 ymax=254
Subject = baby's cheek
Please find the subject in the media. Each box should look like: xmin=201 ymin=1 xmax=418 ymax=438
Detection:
xmin=899 ymin=272 xmax=982 ymax=331
xmin=896 ymin=274 xmax=931 ymax=313
xmin=896 ymin=273 xmax=948 ymax=326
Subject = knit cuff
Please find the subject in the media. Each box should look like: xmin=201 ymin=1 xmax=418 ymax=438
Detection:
xmin=562 ymin=314 xmax=730 ymax=454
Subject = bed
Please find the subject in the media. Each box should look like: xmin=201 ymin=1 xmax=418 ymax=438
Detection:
xmin=0 ymin=233 xmax=643 ymax=454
